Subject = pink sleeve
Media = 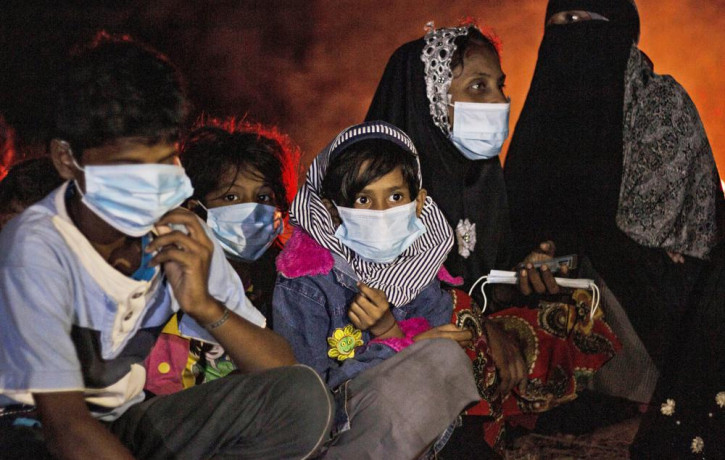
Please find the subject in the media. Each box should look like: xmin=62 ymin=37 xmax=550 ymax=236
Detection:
xmin=370 ymin=317 xmax=431 ymax=353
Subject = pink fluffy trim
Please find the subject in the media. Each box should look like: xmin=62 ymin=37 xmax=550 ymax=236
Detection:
xmin=437 ymin=265 xmax=464 ymax=286
xmin=370 ymin=317 xmax=431 ymax=353
xmin=276 ymin=227 xmax=335 ymax=278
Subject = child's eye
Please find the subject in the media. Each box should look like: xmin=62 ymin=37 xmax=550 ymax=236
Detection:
xmin=223 ymin=194 xmax=238 ymax=202
xmin=389 ymin=193 xmax=404 ymax=202
xmin=257 ymin=194 xmax=272 ymax=203
xmin=355 ymin=196 xmax=369 ymax=205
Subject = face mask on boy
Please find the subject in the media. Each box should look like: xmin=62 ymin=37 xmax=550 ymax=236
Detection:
xmin=203 ymin=202 xmax=283 ymax=262
xmin=334 ymin=201 xmax=427 ymax=263
xmin=73 ymin=159 xmax=194 ymax=237
xmin=449 ymin=101 xmax=510 ymax=160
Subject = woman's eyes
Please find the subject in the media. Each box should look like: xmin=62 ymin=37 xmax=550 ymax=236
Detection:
xmin=547 ymin=10 xmax=593 ymax=25
xmin=223 ymin=194 xmax=239 ymax=202
xmin=469 ymin=81 xmax=485 ymax=92
xmin=257 ymin=194 xmax=272 ymax=203
xmin=469 ymin=81 xmax=506 ymax=93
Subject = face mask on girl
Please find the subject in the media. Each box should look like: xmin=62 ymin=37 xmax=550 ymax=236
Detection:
xmin=203 ymin=202 xmax=283 ymax=262
xmin=334 ymin=201 xmax=426 ymax=263
xmin=449 ymin=101 xmax=510 ymax=160
xmin=73 ymin=159 xmax=194 ymax=237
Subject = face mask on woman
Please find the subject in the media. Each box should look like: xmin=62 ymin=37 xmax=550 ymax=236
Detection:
xmin=449 ymin=101 xmax=510 ymax=160
xmin=204 ymin=202 xmax=283 ymax=262
xmin=74 ymin=161 xmax=194 ymax=237
xmin=334 ymin=201 xmax=426 ymax=263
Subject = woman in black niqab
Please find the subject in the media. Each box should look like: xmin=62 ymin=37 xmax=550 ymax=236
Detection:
xmin=506 ymin=1 xmax=724 ymax=455
xmin=505 ymin=0 xmax=721 ymax=370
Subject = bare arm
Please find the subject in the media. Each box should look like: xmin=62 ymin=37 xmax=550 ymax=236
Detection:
xmin=148 ymin=208 xmax=295 ymax=372
xmin=189 ymin=298 xmax=296 ymax=372
xmin=35 ymin=392 xmax=134 ymax=460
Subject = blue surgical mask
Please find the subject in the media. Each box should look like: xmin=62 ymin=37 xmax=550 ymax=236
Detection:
xmin=74 ymin=161 xmax=194 ymax=237
xmin=334 ymin=201 xmax=426 ymax=263
xmin=204 ymin=202 xmax=283 ymax=262
xmin=450 ymin=101 xmax=510 ymax=160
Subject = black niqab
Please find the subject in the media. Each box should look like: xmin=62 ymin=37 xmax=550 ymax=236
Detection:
xmin=505 ymin=0 xmax=703 ymax=367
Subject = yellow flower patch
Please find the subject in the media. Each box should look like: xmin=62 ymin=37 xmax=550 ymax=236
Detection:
xmin=327 ymin=324 xmax=364 ymax=361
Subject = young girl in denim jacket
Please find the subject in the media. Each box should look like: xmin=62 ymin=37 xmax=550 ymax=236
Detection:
xmin=273 ymin=121 xmax=481 ymax=458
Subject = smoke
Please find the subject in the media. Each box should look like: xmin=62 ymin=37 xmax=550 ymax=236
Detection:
xmin=0 ymin=0 xmax=723 ymax=178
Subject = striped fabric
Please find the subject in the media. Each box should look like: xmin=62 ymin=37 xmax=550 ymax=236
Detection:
xmin=290 ymin=121 xmax=453 ymax=307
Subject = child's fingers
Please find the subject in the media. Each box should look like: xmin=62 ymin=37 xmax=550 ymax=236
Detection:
xmin=353 ymin=294 xmax=386 ymax=319
xmin=348 ymin=310 xmax=364 ymax=329
xmin=348 ymin=301 xmax=375 ymax=328
xmin=357 ymin=283 xmax=386 ymax=304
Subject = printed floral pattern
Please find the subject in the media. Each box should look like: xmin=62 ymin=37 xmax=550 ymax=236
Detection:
xmin=455 ymin=218 xmax=477 ymax=259
xmin=660 ymin=398 xmax=676 ymax=416
xmin=618 ymin=46 xmax=719 ymax=259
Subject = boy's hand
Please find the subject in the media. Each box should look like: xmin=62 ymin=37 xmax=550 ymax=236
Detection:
xmin=147 ymin=208 xmax=220 ymax=324
xmin=348 ymin=283 xmax=402 ymax=338
xmin=413 ymin=324 xmax=473 ymax=348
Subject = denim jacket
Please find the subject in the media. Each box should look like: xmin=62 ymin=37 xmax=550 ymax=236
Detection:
xmin=272 ymin=230 xmax=453 ymax=436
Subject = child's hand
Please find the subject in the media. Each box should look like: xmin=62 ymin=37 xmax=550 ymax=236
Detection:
xmin=413 ymin=324 xmax=473 ymax=348
xmin=348 ymin=283 xmax=402 ymax=338
xmin=147 ymin=208 xmax=220 ymax=325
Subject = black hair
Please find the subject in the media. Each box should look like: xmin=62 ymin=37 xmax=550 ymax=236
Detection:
xmin=54 ymin=32 xmax=189 ymax=158
xmin=321 ymin=139 xmax=419 ymax=208
xmin=451 ymin=25 xmax=502 ymax=72
xmin=0 ymin=157 xmax=63 ymax=213
xmin=180 ymin=121 xmax=295 ymax=216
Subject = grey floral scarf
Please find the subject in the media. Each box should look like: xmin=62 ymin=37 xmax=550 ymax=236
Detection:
xmin=617 ymin=45 xmax=721 ymax=259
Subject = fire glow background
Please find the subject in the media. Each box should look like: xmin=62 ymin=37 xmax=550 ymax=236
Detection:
xmin=1 ymin=0 xmax=723 ymax=179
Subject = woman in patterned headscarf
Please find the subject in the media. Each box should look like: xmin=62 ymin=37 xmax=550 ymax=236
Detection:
xmin=365 ymin=22 xmax=622 ymax=453
xmin=366 ymin=22 xmax=513 ymax=292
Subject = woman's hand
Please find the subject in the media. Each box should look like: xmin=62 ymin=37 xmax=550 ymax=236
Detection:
xmin=348 ymin=283 xmax=403 ymax=339
xmin=484 ymin=320 xmax=527 ymax=398
xmin=413 ymin=324 xmax=473 ymax=348
xmin=518 ymin=240 xmax=567 ymax=296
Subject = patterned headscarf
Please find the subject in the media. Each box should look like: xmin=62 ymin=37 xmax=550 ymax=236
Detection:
xmin=289 ymin=121 xmax=454 ymax=307
xmin=420 ymin=22 xmax=470 ymax=134
xmin=617 ymin=46 xmax=720 ymax=258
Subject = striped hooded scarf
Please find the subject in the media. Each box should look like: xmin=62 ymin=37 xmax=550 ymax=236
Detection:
xmin=289 ymin=121 xmax=454 ymax=307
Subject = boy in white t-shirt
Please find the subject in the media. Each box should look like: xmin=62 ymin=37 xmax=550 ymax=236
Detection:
xmin=0 ymin=32 xmax=332 ymax=459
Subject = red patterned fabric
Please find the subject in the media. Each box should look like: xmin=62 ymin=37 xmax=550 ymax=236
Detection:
xmin=450 ymin=288 xmax=621 ymax=451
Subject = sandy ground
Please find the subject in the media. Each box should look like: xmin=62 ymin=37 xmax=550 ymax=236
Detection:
xmin=504 ymin=416 xmax=641 ymax=459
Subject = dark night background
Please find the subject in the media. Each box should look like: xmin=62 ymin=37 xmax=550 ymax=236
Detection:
xmin=1 ymin=0 xmax=723 ymax=178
